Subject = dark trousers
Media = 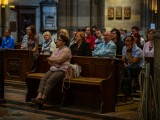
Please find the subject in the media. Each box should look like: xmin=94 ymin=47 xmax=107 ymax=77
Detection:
xmin=122 ymin=64 xmax=142 ymax=95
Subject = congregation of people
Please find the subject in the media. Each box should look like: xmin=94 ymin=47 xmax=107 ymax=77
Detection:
xmin=0 ymin=24 xmax=155 ymax=105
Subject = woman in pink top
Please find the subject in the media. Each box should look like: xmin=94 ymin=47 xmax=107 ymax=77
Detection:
xmin=143 ymin=29 xmax=154 ymax=57
xmin=32 ymin=35 xmax=71 ymax=105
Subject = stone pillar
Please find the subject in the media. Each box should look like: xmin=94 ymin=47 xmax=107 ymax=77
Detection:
xmin=141 ymin=0 xmax=151 ymax=30
xmin=154 ymin=30 xmax=160 ymax=119
xmin=5 ymin=5 xmax=9 ymax=29
xmin=97 ymin=0 xmax=105 ymax=31
xmin=157 ymin=0 xmax=160 ymax=28
xmin=90 ymin=0 xmax=97 ymax=26
xmin=71 ymin=0 xmax=78 ymax=28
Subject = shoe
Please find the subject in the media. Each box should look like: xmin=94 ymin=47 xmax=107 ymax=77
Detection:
xmin=37 ymin=98 xmax=46 ymax=104
xmin=31 ymin=98 xmax=38 ymax=104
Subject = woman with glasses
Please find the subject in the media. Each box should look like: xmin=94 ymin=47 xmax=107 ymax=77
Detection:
xmin=32 ymin=35 xmax=71 ymax=106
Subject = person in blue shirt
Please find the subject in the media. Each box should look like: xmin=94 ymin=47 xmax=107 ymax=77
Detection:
xmin=94 ymin=29 xmax=104 ymax=50
xmin=92 ymin=31 xmax=117 ymax=58
xmin=0 ymin=28 xmax=14 ymax=49
xmin=121 ymin=35 xmax=144 ymax=95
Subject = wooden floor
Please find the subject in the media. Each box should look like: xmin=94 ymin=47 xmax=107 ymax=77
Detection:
xmin=0 ymin=80 xmax=140 ymax=120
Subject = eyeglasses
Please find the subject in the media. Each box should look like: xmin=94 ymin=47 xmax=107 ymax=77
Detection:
xmin=57 ymin=39 xmax=63 ymax=42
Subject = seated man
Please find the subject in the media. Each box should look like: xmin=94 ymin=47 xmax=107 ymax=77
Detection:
xmin=94 ymin=29 xmax=104 ymax=49
xmin=121 ymin=36 xmax=144 ymax=95
xmin=32 ymin=35 xmax=71 ymax=105
xmin=92 ymin=31 xmax=116 ymax=58
xmin=0 ymin=28 xmax=14 ymax=49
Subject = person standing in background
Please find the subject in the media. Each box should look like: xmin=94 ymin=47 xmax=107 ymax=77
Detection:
xmin=21 ymin=25 xmax=39 ymax=56
xmin=21 ymin=25 xmax=39 ymax=71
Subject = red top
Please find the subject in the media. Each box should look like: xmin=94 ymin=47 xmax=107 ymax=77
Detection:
xmin=86 ymin=35 xmax=96 ymax=50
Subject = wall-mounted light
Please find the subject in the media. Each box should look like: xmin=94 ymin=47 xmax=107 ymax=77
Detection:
xmin=1 ymin=5 xmax=15 ymax=9
xmin=2 ymin=0 xmax=8 ymax=5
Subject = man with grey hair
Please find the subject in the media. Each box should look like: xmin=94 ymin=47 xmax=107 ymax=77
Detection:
xmin=92 ymin=31 xmax=116 ymax=57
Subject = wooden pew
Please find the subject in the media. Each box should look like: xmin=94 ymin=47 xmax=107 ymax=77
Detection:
xmin=0 ymin=50 xmax=6 ymax=103
xmin=62 ymin=56 xmax=116 ymax=113
xmin=3 ymin=49 xmax=33 ymax=81
xmin=25 ymin=54 xmax=51 ymax=102
xmin=26 ymin=55 xmax=118 ymax=113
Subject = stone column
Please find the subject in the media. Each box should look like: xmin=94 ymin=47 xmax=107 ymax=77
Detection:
xmin=98 ymin=0 xmax=105 ymax=31
xmin=141 ymin=0 xmax=151 ymax=30
xmin=157 ymin=0 xmax=160 ymax=28
xmin=71 ymin=0 xmax=78 ymax=28
xmin=154 ymin=30 xmax=160 ymax=119
xmin=5 ymin=5 xmax=9 ymax=29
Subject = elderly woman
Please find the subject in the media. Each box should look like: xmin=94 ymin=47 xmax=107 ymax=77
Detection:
xmin=32 ymin=35 xmax=71 ymax=105
xmin=40 ymin=31 xmax=56 ymax=55
xmin=143 ymin=29 xmax=154 ymax=57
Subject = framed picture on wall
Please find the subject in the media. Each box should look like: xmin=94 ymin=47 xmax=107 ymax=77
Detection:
xmin=108 ymin=7 xmax=114 ymax=19
xmin=40 ymin=0 xmax=58 ymax=32
xmin=116 ymin=7 xmax=122 ymax=19
xmin=124 ymin=7 xmax=131 ymax=19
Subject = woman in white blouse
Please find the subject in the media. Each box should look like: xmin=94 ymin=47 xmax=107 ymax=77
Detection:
xmin=143 ymin=29 xmax=154 ymax=57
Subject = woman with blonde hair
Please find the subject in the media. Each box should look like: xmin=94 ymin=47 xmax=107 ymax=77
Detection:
xmin=41 ymin=31 xmax=56 ymax=55
xmin=70 ymin=31 xmax=91 ymax=56
xmin=59 ymin=29 xmax=70 ymax=46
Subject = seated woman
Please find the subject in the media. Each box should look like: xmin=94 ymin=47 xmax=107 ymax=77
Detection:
xmin=40 ymin=31 xmax=56 ymax=55
xmin=59 ymin=28 xmax=70 ymax=47
xmin=32 ymin=35 xmax=71 ymax=105
xmin=92 ymin=31 xmax=116 ymax=57
xmin=143 ymin=29 xmax=154 ymax=57
xmin=121 ymin=36 xmax=144 ymax=95
xmin=70 ymin=31 xmax=92 ymax=56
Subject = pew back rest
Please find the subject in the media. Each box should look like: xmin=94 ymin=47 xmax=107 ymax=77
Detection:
xmin=36 ymin=54 xmax=50 ymax=73
xmin=35 ymin=55 xmax=115 ymax=78
xmin=71 ymin=56 xmax=115 ymax=79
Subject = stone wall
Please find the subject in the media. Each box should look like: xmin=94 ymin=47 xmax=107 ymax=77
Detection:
xmin=105 ymin=0 xmax=141 ymax=31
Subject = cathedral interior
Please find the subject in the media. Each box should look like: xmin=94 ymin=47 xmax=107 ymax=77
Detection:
xmin=0 ymin=0 xmax=160 ymax=120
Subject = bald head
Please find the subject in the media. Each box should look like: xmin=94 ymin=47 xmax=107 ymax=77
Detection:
xmin=104 ymin=31 xmax=111 ymax=43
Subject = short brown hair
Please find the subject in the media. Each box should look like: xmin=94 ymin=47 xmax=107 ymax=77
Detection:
xmin=59 ymin=35 xmax=69 ymax=45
